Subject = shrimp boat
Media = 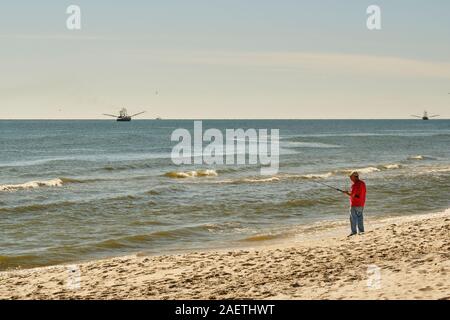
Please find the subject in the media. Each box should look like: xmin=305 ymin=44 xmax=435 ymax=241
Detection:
xmin=103 ymin=108 xmax=145 ymax=122
xmin=411 ymin=110 xmax=439 ymax=120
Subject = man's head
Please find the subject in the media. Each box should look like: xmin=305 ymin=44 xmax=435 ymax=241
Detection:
xmin=349 ymin=171 xmax=359 ymax=183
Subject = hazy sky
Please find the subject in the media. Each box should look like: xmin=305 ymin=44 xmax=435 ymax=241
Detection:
xmin=1 ymin=0 xmax=449 ymax=119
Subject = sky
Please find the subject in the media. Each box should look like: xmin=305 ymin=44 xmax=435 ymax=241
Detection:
xmin=0 ymin=0 xmax=449 ymax=119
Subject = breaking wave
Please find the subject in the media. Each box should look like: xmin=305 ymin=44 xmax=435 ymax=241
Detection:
xmin=407 ymin=155 xmax=436 ymax=161
xmin=0 ymin=178 xmax=64 ymax=192
xmin=239 ymin=177 xmax=280 ymax=183
xmin=382 ymin=164 xmax=402 ymax=170
xmin=302 ymin=172 xmax=334 ymax=179
xmin=282 ymin=164 xmax=401 ymax=181
xmin=164 ymin=169 xmax=218 ymax=178
xmin=210 ymin=162 xmax=405 ymax=185
xmin=422 ymin=167 xmax=450 ymax=174
xmin=343 ymin=166 xmax=381 ymax=174
xmin=162 ymin=161 xmax=405 ymax=182
xmin=0 ymin=177 xmax=107 ymax=192
xmin=213 ymin=176 xmax=280 ymax=184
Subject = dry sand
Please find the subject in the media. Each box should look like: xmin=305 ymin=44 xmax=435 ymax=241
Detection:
xmin=1 ymin=210 xmax=449 ymax=300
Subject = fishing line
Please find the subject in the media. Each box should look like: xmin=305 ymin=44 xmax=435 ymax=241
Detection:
xmin=309 ymin=179 xmax=345 ymax=193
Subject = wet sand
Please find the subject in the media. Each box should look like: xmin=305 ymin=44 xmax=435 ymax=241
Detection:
xmin=1 ymin=210 xmax=449 ymax=300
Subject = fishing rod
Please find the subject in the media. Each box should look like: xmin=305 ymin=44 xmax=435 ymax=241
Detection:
xmin=310 ymin=180 xmax=346 ymax=193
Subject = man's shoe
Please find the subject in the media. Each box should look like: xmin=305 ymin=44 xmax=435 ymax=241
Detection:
xmin=347 ymin=233 xmax=357 ymax=237
xmin=358 ymin=232 xmax=365 ymax=235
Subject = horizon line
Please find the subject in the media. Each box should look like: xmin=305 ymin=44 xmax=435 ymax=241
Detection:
xmin=0 ymin=118 xmax=448 ymax=121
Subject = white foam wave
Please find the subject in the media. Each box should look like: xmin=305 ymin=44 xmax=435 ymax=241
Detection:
xmin=382 ymin=164 xmax=402 ymax=170
xmin=164 ymin=169 xmax=218 ymax=179
xmin=283 ymin=142 xmax=341 ymax=149
xmin=242 ymin=177 xmax=280 ymax=183
xmin=301 ymin=172 xmax=334 ymax=179
xmin=425 ymin=167 xmax=450 ymax=173
xmin=0 ymin=179 xmax=64 ymax=192
xmin=342 ymin=167 xmax=381 ymax=175
xmin=303 ymin=165 xmax=398 ymax=179
xmin=408 ymin=155 xmax=435 ymax=161
xmin=214 ymin=176 xmax=280 ymax=184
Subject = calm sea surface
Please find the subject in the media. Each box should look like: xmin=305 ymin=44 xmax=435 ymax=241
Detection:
xmin=1 ymin=120 xmax=449 ymax=269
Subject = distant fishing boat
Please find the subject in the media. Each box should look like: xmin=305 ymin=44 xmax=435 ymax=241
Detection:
xmin=103 ymin=108 xmax=145 ymax=122
xmin=411 ymin=110 xmax=439 ymax=120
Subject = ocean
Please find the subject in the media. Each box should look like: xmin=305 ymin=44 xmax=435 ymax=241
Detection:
xmin=1 ymin=120 xmax=449 ymax=270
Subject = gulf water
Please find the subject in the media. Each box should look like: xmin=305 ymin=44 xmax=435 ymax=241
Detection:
xmin=1 ymin=120 xmax=449 ymax=269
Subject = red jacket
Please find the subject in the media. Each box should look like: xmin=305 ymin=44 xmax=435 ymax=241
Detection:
xmin=350 ymin=180 xmax=366 ymax=207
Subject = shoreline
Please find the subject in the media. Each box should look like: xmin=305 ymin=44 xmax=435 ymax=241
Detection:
xmin=2 ymin=208 xmax=444 ymax=272
xmin=1 ymin=209 xmax=449 ymax=299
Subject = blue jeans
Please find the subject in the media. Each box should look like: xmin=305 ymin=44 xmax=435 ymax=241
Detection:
xmin=350 ymin=206 xmax=365 ymax=234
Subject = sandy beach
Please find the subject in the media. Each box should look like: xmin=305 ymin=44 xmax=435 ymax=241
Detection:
xmin=1 ymin=210 xmax=449 ymax=300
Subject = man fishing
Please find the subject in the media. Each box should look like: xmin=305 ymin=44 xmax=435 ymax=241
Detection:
xmin=343 ymin=171 xmax=366 ymax=237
